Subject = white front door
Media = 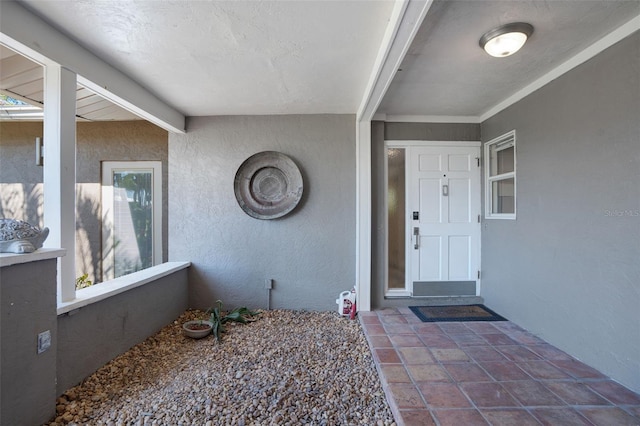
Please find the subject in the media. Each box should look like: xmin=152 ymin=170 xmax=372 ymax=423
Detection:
xmin=408 ymin=144 xmax=481 ymax=295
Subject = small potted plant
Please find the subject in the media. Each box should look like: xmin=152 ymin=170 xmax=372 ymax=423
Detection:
xmin=182 ymin=301 xmax=259 ymax=341
xmin=182 ymin=317 xmax=214 ymax=339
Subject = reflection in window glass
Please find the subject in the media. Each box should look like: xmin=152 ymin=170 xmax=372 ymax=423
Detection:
xmin=492 ymin=178 xmax=515 ymax=214
xmin=112 ymin=171 xmax=154 ymax=277
xmin=489 ymin=144 xmax=514 ymax=176
xmin=387 ymin=148 xmax=405 ymax=289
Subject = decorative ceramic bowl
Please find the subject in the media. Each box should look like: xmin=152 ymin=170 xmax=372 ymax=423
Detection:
xmin=182 ymin=320 xmax=213 ymax=339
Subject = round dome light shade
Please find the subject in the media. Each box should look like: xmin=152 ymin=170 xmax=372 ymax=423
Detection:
xmin=480 ymin=23 xmax=534 ymax=57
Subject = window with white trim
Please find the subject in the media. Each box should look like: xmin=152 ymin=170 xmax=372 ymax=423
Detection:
xmin=485 ymin=130 xmax=516 ymax=219
xmin=101 ymin=161 xmax=163 ymax=281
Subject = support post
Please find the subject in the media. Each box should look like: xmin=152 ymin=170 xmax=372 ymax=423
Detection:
xmin=43 ymin=64 xmax=77 ymax=303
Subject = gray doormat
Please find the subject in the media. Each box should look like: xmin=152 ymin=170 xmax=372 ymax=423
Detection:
xmin=410 ymin=304 xmax=507 ymax=322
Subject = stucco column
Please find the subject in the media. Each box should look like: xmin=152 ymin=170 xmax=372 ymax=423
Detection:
xmin=356 ymin=119 xmax=372 ymax=311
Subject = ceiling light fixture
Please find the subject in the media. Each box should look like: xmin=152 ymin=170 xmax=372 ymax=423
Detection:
xmin=479 ymin=22 xmax=534 ymax=58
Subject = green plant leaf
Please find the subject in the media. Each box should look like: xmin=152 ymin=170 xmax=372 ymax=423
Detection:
xmin=206 ymin=301 xmax=259 ymax=343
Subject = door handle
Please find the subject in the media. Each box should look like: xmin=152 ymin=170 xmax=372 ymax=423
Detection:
xmin=442 ymin=184 xmax=449 ymax=196
xmin=413 ymin=227 xmax=419 ymax=249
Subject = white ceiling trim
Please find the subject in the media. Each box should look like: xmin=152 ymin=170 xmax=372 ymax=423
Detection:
xmin=480 ymin=13 xmax=640 ymax=122
xmin=375 ymin=114 xmax=482 ymax=123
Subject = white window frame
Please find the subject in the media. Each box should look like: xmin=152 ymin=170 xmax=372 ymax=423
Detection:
xmin=485 ymin=130 xmax=516 ymax=219
xmin=101 ymin=161 xmax=163 ymax=281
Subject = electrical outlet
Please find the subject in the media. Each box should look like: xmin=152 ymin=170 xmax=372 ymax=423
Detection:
xmin=265 ymin=279 xmax=273 ymax=289
xmin=38 ymin=330 xmax=51 ymax=354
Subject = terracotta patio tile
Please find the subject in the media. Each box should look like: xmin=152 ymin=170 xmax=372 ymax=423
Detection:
xmin=377 ymin=308 xmax=401 ymax=315
xmin=418 ymin=383 xmax=472 ymax=408
xmin=405 ymin=314 xmax=424 ymax=324
xmin=379 ymin=364 xmax=412 ymax=383
xmin=459 ymin=382 xmax=520 ymax=407
xmin=379 ymin=314 xmax=409 ymax=324
xmin=374 ymin=348 xmax=401 ymax=364
xmin=501 ymin=380 xmax=564 ymax=407
xmin=419 ymin=334 xmax=458 ymax=349
xmin=397 ymin=409 xmax=437 ymax=426
xmin=412 ymin=323 xmax=444 ymax=334
xmin=397 ymin=307 xmax=414 ymax=315
xmin=544 ymin=381 xmax=611 ymax=405
xmin=529 ymin=408 xmax=593 ymax=426
xmin=464 ymin=322 xmax=500 ymax=334
xmin=464 ymin=346 xmax=508 ymax=362
xmin=362 ymin=323 xmax=386 ymax=335
xmin=387 ymin=383 xmax=426 ymax=409
xmin=383 ymin=323 xmax=416 ymax=334
xmin=526 ymin=343 xmax=574 ymax=361
xmin=406 ymin=364 xmax=452 ymax=383
xmin=497 ymin=345 xmax=542 ymax=362
xmin=432 ymin=409 xmax=489 ymax=426
xmin=480 ymin=408 xmax=541 ymax=425
xmin=359 ymin=314 xmax=381 ymax=324
xmin=515 ymin=360 xmax=572 ymax=380
xmin=429 ymin=348 xmax=470 ymax=362
xmin=398 ymin=347 xmax=436 ymax=364
xmin=443 ymin=363 xmax=493 ymax=383
xmin=627 ymin=406 xmax=640 ymax=418
xmin=438 ymin=323 xmax=471 ymax=334
xmin=482 ymin=333 xmax=518 ymax=346
xmin=578 ymin=407 xmax=640 ymax=426
xmin=367 ymin=335 xmax=393 ymax=348
xmin=587 ymin=380 xmax=640 ymax=405
xmin=477 ymin=361 xmax=531 ymax=381
xmin=362 ymin=312 xmax=639 ymax=426
xmin=390 ymin=334 xmax=425 ymax=347
xmin=492 ymin=321 xmax=526 ymax=333
xmin=506 ymin=331 xmax=546 ymax=345
xmin=551 ymin=359 xmax=608 ymax=380
xmin=449 ymin=333 xmax=488 ymax=346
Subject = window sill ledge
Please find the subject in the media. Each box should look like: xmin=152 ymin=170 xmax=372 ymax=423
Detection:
xmin=0 ymin=248 xmax=67 ymax=268
xmin=57 ymin=261 xmax=191 ymax=315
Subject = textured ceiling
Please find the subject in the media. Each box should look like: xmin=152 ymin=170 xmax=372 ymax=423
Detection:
xmin=377 ymin=0 xmax=640 ymax=118
xmin=17 ymin=0 xmax=395 ymax=117
xmin=5 ymin=0 xmax=640 ymax=121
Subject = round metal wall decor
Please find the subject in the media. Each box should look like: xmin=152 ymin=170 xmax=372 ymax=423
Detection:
xmin=234 ymin=151 xmax=303 ymax=219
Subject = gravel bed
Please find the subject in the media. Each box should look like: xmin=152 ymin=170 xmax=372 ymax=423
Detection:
xmin=48 ymin=310 xmax=395 ymax=426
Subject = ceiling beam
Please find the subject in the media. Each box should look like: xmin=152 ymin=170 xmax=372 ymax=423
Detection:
xmin=354 ymin=0 xmax=433 ymax=311
xmin=0 ymin=0 xmax=185 ymax=133
xmin=357 ymin=0 xmax=433 ymax=122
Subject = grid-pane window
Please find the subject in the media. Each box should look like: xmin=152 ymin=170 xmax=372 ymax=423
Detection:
xmin=485 ymin=131 xmax=516 ymax=219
